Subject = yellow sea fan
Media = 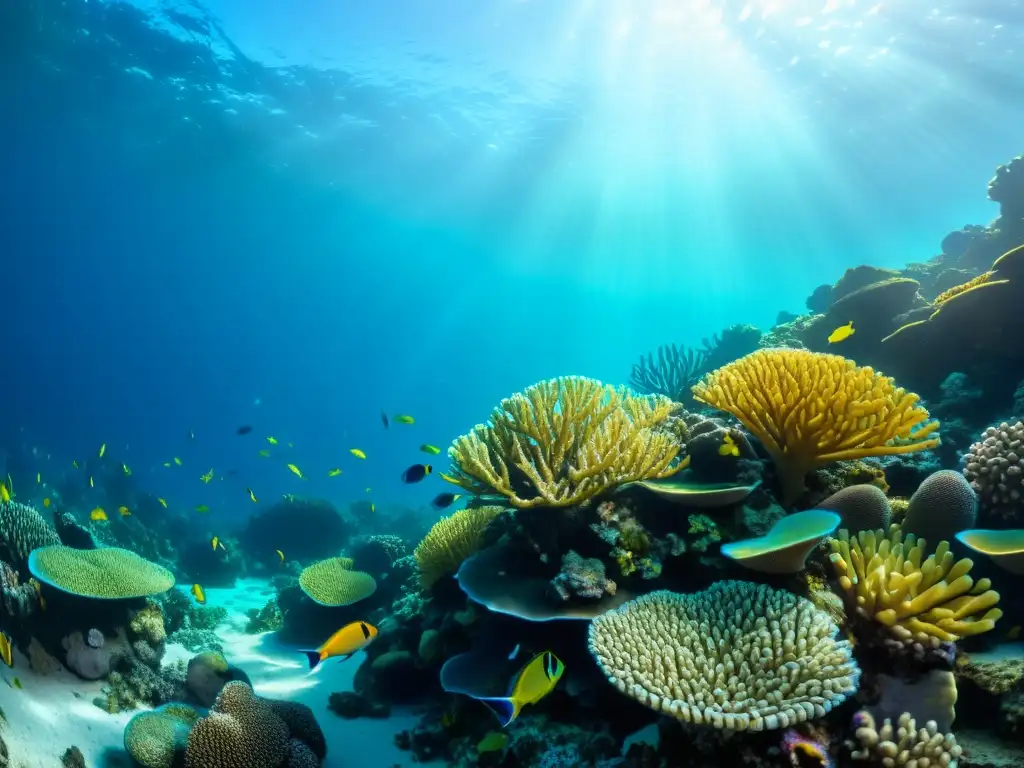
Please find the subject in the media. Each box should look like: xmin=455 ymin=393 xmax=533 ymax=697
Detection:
xmin=691 ymin=349 xmax=939 ymax=503
xmin=414 ymin=506 xmax=503 ymax=589
xmin=444 ymin=376 xmax=683 ymax=508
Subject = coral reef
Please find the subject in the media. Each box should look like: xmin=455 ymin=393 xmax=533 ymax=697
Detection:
xmin=550 ymin=550 xmax=616 ymax=600
xmin=963 ymin=421 xmax=1024 ymax=524
xmin=817 ymin=484 xmax=892 ymax=534
xmin=238 ymin=496 xmax=350 ymax=565
xmin=414 ymin=506 xmax=502 ymax=589
xmin=851 ymin=711 xmax=962 ymax=767
xmin=124 ymin=703 xmax=204 ymax=768
xmin=630 ymin=342 xmax=708 ymax=403
xmin=0 ymin=500 xmax=61 ymax=572
xmin=902 ymin=470 xmax=978 ymax=547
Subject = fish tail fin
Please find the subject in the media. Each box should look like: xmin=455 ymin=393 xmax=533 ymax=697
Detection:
xmin=298 ymin=650 xmax=323 ymax=670
xmin=477 ymin=696 xmax=520 ymax=728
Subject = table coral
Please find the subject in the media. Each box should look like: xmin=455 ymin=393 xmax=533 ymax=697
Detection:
xmin=444 ymin=376 xmax=684 ymax=508
xmin=28 ymin=545 xmax=174 ymax=599
xmin=828 ymin=526 xmax=1002 ymax=648
xmin=692 ymin=349 xmax=939 ymax=504
xmin=588 ymin=581 xmax=860 ymax=732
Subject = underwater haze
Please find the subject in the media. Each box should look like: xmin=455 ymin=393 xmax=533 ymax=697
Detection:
xmin=2 ymin=0 xmax=1024 ymax=766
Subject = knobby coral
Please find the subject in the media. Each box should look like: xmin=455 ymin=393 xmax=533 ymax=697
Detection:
xmin=828 ymin=526 xmax=1002 ymax=647
xmin=588 ymin=582 xmax=860 ymax=732
xmin=444 ymin=376 xmax=683 ymax=507
xmin=851 ymin=711 xmax=961 ymax=768
xmin=962 ymin=421 xmax=1024 ymax=523
xmin=691 ymin=349 xmax=940 ymax=504
xmin=414 ymin=506 xmax=502 ymax=589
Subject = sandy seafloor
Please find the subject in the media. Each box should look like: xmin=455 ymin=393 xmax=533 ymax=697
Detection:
xmin=0 ymin=578 xmax=429 ymax=767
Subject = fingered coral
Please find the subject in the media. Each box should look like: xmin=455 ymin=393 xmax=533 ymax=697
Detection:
xmin=298 ymin=558 xmax=375 ymax=606
xmin=587 ymin=581 xmax=860 ymax=732
xmin=851 ymin=711 xmax=962 ymax=768
xmin=828 ymin=526 xmax=1002 ymax=647
xmin=691 ymin=349 xmax=940 ymax=504
xmin=444 ymin=376 xmax=684 ymax=508
xmin=414 ymin=506 xmax=502 ymax=589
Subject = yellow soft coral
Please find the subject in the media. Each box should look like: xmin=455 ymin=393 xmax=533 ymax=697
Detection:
xmin=414 ymin=506 xmax=503 ymax=589
xmin=691 ymin=349 xmax=939 ymax=503
xmin=443 ymin=376 xmax=683 ymax=508
xmin=828 ymin=526 xmax=1001 ymax=647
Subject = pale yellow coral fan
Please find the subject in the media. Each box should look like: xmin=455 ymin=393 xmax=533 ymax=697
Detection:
xmin=443 ymin=376 xmax=684 ymax=508
xmin=828 ymin=526 xmax=1002 ymax=647
xmin=414 ymin=506 xmax=503 ymax=588
xmin=691 ymin=349 xmax=940 ymax=503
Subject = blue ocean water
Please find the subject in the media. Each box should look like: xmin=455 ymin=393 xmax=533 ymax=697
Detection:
xmin=3 ymin=1 xmax=1024 ymax=766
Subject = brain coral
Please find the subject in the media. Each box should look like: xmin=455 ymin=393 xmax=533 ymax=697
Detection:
xmin=817 ymin=485 xmax=892 ymax=534
xmin=414 ymin=506 xmax=503 ymax=589
xmin=265 ymin=700 xmax=326 ymax=761
xmin=124 ymin=703 xmax=203 ymax=768
xmin=0 ymin=500 xmax=61 ymax=571
xmin=185 ymin=682 xmax=289 ymax=768
xmin=28 ymin=545 xmax=174 ymax=599
xmin=298 ymin=558 xmax=376 ymax=607
xmin=903 ymin=470 xmax=977 ymax=546
xmin=963 ymin=421 xmax=1024 ymax=523
xmin=588 ymin=581 xmax=860 ymax=731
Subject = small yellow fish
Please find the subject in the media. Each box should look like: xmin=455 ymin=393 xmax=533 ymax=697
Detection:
xmin=158 ymin=498 xmax=168 ymax=508
xmin=173 ymin=457 xmax=182 ymax=466
xmin=0 ymin=484 xmax=9 ymax=504
xmin=258 ymin=450 xmax=271 ymax=458
xmin=118 ymin=506 xmax=131 ymax=517
xmin=266 ymin=436 xmax=278 ymax=445
xmin=90 ymin=507 xmax=108 ymax=521
xmin=247 ymin=487 xmax=258 ymax=503
xmin=10 ymin=677 xmax=21 ymax=690
xmin=420 ymin=444 xmax=442 ymax=455
xmin=42 ymin=497 xmax=51 ymax=508
xmin=718 ymin=433 xmax=740 ymax=458
xmin=1009 ymin=625 xmax=1021 ymax=641
xmin=478 ymin=651 xmax=564 ymax=727
xmin=298 ymin=620 xmax=379 ymax=669
xmin=828 ymin=321 xmax=855 ymax=344
xmin=211 ymin=536 xmax=225 ymax=551
xmin=195 ymin=504 xmax=210 ymax=513
xmin=394 ymin=414 xmax=415 ymax=425
xmin=370 ymin=502 xmax=375 ymax=514
xmin=328 ymin=468 xmax=343 ymax=477
xmin=191 ymin=583 xmax=206 ymax=604
xmin=36 ymin=472 xmax=41 ymax=484
xmin=0 ymin=631 xmax=13 ymax=667
xmin=89 ymin=476 xmax=94 ymax=488
xmin=72 ymin=460 xmax=79 ymax=469
xmin=99 ymin=443 xmax=106 ymax=458
xmin=287 ymin=463 xmax=305 ymax=479
xmin=276 ymin=549 xmax=285 ymax=563
xmin=200 ymin=468 xmax=214 ymax=484
xmin=123 ymin=464 xmax=131 ymax=476
xmin=349 ymin=449 xmax=367 ymax=459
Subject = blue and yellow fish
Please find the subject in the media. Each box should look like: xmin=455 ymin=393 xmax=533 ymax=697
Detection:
xmin=478 ymin=651 xmax=564 ymax=727
xmin=298 ymin=621 xmax=378 ymax=670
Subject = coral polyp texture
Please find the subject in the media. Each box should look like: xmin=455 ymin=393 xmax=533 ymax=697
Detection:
xmin=185 ymin=682 xmax=289 ymax=767
xmin=828 ymin=526 xmax=1002 ymax=647
xmin=902 ymin=469 xmax=977 ymax=546
xmin=413 ymin=505 xmax=502 ymax=588
xmin=443 ymin=375 xmax=683 ymax=508
xmin=851 ymin=711 xmax=962 ymax=768
xmin=297 ymin=557 xmax=376 ymax=606
xmin=817 ymin=484 xmax=892 ymax=534
xmin=0 ymin=500 xmax=62 ymax=571
xmin=691 ymin=349 xmax=940 ymax=504
xmin=962 ymin=421 xmax=1024 ymax=522
xmin=28 ymin=545 xmax=175 ymax=599
xmin=587 ymin=581 xmax=860 ymax=732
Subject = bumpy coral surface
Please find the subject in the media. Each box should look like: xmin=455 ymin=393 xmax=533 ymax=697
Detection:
xmin=444 ymin=376 xmax=683 ymax=507
xmin=587 ymin=581 xmax=860 ymax=731
xmin=963 ymin=421 xmax=1024 ymax=522
xmin=413 ymin=505 xmax=502 ymax=588
xmin=828 ymin=526 xmax=1001 ymax=646
xmin=185 ymin=682 xmax=289 ymax=768
xmin=902 ymin=469 xmax=977 ymax=545
xmin=692 ymin=349 xmax=940 ymax=503
xmin=124 ymin=703 xmax=203 ymax=768
xmin=297 ymin=557 xmax=375 ymax=606
xmin=851 ymin=711 xmax=961 ymax=767
xmin=28 ymin=545 xmax=175 ymax=598
xmin=0 ymin=500 xmax=61 ymax=571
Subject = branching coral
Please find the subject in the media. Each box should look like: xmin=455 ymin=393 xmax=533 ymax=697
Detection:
xmin=414 ymin=506 xmax=502 ymax=589
xmin=444 ymin=376 xmax=683 ymax=507
xmin=692 ymin=349 xmax=940 ymax=504
xmin=828 ymin=526 xmax=1002 ymax=648
xmin=630 ymin=343 xmax=707 ymax=403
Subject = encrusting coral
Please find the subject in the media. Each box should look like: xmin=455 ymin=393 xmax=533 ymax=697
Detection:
xmin=443 ymin=376 xmax=684 ymax=507
xmin=587 ymin=581 xmax=860 ymax=732
xmin=413 ymin=505 xmax=502 ymax=589
xmin=691 ymin=349 xmax=940 ymax=504
xmin=851 ymin=711 xmax=962 ymax=768
xmin=828 ymin=526 xmax=1002 ymax=648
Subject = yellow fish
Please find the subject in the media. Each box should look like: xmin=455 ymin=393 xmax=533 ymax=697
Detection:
xmin=158 ymin=498 xmax=168 ymax=508
xmin=276 ymin=549 xmax=285 ymax=563
xmin=191 ymin=583 xmax=206 ymax=605
xmin=370 ymin=502 xmax=376 ymax=514
xmin=718 ymin=433 xmax=740 ymax=458
xmin=394 ymin=415 xmax=415 ymax=425
xmin=247 ymin=487 xmax=258 ymax=503
xmin=72 ymin=460 xmax=80 ymax=469
xmin=420 ymin=444 xmax=442 ymax=455
xmin=42 ymin=497 xmax=51 ymax=508
xmin=90 ymin=508 xmax=108 ymax=521
xmin=89 ymin=476 xmax=94 ymax=488
xmin=328 ymin=468 xmax=343 ymax=477
xmin=258 ymin=450 xmax=271 ymax=458
xmin=123 ymin=463 xmax=131 ymax=476
xmin=298 ymin=621 xmax=379 ymax=669
xmin=118 ymin=506 xmax=131 ymax=517
xmin=98 ymin=443 xmax=106 ymax=458
xmin=0 ymin=484 xmax=9 ymax=504
xmin=266 ymin=437 xmax=278 ymax=445
xmin=200 ymin=468 xmax=215 ymax=484
xmin=0 ymin=631 xmax=13 ymax=667
xmin=828 ymin=321 xmax=855 ymax=344
xmin=195 ymin=504 xmax=210 ymax=513
xmin=36 ymin=472 xmax=41 ymax=484
xmin=349 ymin=449 xmax=367 ymax=460
xmin=173 ymin=457 xmax=182 ymax=466
xmin=287 ymin=463 xmax=305 ymax=479
xmin=477 ymin=651 xmax=564 ymax=727
xmin=211 ymin=536 xmax=225 ymax=551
